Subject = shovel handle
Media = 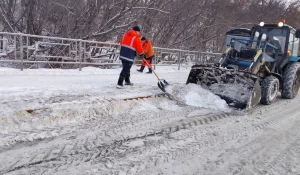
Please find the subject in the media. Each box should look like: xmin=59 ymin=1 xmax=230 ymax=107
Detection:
xmin=142 ymin=58 xmax=160 ymax=80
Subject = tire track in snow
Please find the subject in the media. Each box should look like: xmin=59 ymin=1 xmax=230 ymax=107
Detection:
xmin=2 ymin=97 xmax=290 ymax=174
xmin=0 ymin=109 xmax=237 ymax=174
xmin=139 ymin=95 xmax=300 ymax=175
xmin=208 ymin=109 xmax=300 ymax=175
xmin=2 ymin=87 xmax=300 ymax=174
xmin=0 ymin=107 xmax=293 ymax=175
xmin=267 ymin=139 xmax=300 ymax=175
xmin=98 ymin=109 xmax=286 ymax=174
xmin=0 ymin=93 xmax=168 ymax=149
xmin=0 ymin=94 xmax=184 ymax=172
xmin=248 ymin=95 xmax=296 ymax=116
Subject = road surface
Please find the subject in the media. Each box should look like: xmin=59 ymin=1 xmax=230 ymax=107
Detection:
xmin=0 ymin=66 xmax=299 ymax=175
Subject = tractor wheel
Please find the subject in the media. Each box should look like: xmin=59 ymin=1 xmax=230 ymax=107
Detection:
xmin=261 ymin=76 xmax=279 ymax=105
xmin=282 ymin=62 xmax=300 ymax=99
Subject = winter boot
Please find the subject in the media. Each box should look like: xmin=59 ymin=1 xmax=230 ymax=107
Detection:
xmin=116 ymin=77 xmax=125 ymax=89
xmin=146 ymin=68 xmax=152 ymax=74
xmin=137 ymin=66 xmax=145 ymax=73
xmin=125 ymin=77 xmax=134 ymax=86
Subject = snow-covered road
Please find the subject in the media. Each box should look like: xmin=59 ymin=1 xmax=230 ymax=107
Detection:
xmin=0 ymin=65 xmax=299 ymax=175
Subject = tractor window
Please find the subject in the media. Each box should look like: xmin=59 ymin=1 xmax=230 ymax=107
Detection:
xmin=293 ymin=38 xmax=299 ymax=56
xmin=252 ymin=28 xmax=288 ymax=53
xmin=225 ymin=35 xmax=249 ymax=52
xmin=288 ymin=32 xmax=299 ymax=56
xmin=288 ymin=32 xmax=294 ymax=54
xmin=267 ymin=29 xmax=287 ymax=54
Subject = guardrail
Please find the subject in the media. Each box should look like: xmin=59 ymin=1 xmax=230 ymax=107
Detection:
xmin=0 ymin=32 xmax=221 ymax=71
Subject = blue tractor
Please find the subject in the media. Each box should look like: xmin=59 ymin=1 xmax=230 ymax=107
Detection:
xmin=186 ymin=21 xmax=300 ymax=109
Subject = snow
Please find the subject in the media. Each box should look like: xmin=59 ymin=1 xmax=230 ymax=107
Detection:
xmin=1 ymin=65 xmax=300 ymax=175
xmin=0 ymin=65 xmax=200 ymax=147
xmin=166 ymin=83 xmax=231 ymax=112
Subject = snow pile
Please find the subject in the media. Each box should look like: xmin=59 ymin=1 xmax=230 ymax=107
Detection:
xmin=166 ymin=83 xmax=231 ymax=112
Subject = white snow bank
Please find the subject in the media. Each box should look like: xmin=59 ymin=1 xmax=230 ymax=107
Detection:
xmin=166 ymin=83 xmax=231 ymax=112
xmin=0 ymin=65 xmax=190 ymax=76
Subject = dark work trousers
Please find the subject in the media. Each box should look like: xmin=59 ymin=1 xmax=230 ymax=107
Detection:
xmin=120 ymin=59 xmax=133 ymax=80
xmin=147 ymin=56 xmax=154 ymax=64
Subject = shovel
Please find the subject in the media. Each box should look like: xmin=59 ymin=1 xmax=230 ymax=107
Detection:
xmin=142 ymin=58 xmax=169 ymax=92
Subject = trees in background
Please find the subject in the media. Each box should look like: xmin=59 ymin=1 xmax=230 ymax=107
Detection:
xmin=0 ymin=0 xmax=300 ymax=51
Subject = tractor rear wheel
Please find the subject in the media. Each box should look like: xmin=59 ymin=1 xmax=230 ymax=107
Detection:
xmin=282 ymin=62 xmax=300 ymax=99
xmin=261 ymin=76 xmax=279 ymax=105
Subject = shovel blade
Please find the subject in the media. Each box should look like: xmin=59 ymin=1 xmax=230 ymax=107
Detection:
xmin=158 ymin=79 xmax=169 ymax=92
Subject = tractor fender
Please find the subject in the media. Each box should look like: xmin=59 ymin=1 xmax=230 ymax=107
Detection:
xmin=289 ymin=56 xmax=300 ymax=62
xmin=270 ymin=73 xmax=283 ymax=89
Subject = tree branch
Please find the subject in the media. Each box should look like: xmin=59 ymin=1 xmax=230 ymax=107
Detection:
xmin=131 ymin=7 xmax=170 ymax=14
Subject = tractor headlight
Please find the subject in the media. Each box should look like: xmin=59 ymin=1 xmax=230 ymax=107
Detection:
xmin=278 ymin=22 xmax=284 ymax=27
xmin=259 ymin=22 xmax=265 ymax=26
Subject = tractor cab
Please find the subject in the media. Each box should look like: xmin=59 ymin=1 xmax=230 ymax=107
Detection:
xmin=249 ymin=23 xmax=300 ymax=73
xmin=221 ymin=22 xmax=300 ymax=72
xmin=250 ymin=24 xmax=289 ymax=71
xmin=221 ymin=28 xmax=253 ymax=69
xmin=224 ymin=28 xmax=251 ymax=52
xmin=221 ymin=28 xmax=257 ymax=70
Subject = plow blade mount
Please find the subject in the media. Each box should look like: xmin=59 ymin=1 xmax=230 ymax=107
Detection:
xmin=186 ymin=64 xmax=261 ymax=110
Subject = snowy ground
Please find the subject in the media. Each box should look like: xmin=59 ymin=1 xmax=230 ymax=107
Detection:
xmin=0 ymin=65 xmax=300 ymax=175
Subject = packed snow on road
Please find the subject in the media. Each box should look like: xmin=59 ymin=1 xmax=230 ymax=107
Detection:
xmin=0 ymin=65 xmax=300 ymax=175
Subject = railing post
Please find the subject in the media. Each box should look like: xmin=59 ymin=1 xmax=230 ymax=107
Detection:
xmin=34 ymin=41 xmax=37 ymax=66
xmin=26 ymin=36 xmax=29 ymax=60
xmin=20 ymin=34 xmax=24 ymax=71
xmin=178 ymin=52 xmax=181 ymax=70
xmin=14 ymin=35 xmax=17 ymax=60
xmin=83 ymin=41 xmax=86 ymax=65
xmin=75 ymin=40 xmax=78 ymax=70
xmin=79 ymin=40 xmax=82 ymax=71
xmin=68 ymin=41 xmax=71 ymax=61
xmin=154 ymin=49 xmax=157 ymax=70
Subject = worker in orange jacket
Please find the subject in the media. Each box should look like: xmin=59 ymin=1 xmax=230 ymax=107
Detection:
xmin=137 ymin=37 xmax=155 ymax=74
xmin=117 ymin=26 xmax=144 ymax=89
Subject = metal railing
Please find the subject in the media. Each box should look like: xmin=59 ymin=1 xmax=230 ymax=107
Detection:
xmin=0 ymin=32 xmax=221 ymax=71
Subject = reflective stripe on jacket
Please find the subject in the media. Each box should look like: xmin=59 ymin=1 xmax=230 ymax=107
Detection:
xmin=119 ymin=29 xmax=143 ymax=62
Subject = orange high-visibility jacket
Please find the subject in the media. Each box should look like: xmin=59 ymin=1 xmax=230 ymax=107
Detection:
xmin=142 ymin=40 xmax=155 ymax=59
xmin=119 ymin=29 xmax=143 ymax=62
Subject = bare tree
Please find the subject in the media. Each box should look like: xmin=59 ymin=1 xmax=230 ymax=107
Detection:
xmin=0 ymin=0 xmax=299 ymax=51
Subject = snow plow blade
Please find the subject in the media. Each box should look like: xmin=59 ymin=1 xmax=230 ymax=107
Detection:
xmin=186 ymin=64 xmax=261 ymax=110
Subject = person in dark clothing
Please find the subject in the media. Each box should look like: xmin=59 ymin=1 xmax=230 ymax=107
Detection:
xmin=227 ymin=46 xmax=238 ymax=60
xmin=265 ymin=33 xmax=282 ymax=54
xmin=117 ymin=26 xmax=144 ymax=89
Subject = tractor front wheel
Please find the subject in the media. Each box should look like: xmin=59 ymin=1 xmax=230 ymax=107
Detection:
xmin=261 ymin=76 xmax=279 ymax=105
xmin=282 ymin=62 xmax=300 ymax=99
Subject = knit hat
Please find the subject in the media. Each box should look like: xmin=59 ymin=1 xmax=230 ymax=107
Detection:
xmin=141 ymin=37 xmax=146 ymax=41
xmin=133 ymin=26 xmax=140 ymax=32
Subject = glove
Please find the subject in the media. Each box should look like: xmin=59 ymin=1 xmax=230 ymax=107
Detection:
xmin=138 ymin=54 xmax=145 ymax=59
